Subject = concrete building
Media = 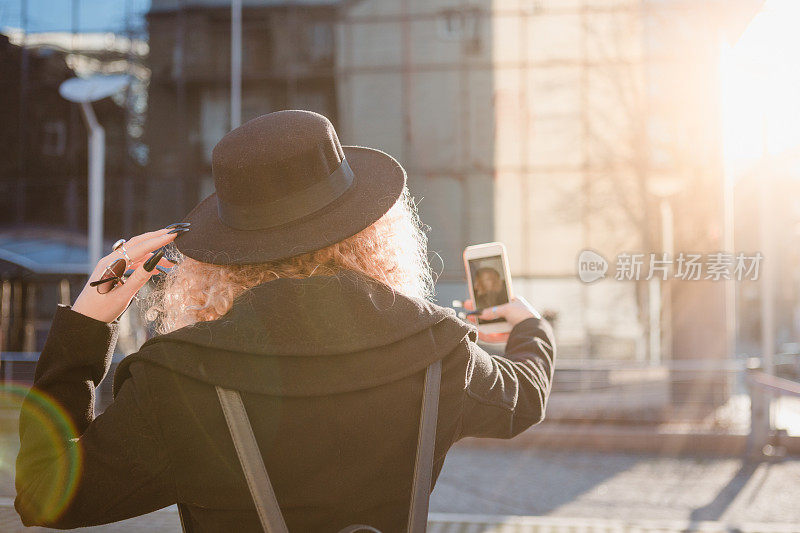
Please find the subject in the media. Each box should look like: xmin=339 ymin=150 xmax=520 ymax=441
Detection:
xmin=141 ymin=0 xmax=759 ymax=375
xmin=336 ymin=0 xmax=760 ymax=375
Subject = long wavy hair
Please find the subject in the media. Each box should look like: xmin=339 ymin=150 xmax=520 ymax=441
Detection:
xmin=142 ymin=187 xmax=435 ymax=334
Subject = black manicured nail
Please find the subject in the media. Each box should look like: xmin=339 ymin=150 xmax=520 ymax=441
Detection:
xmin=164 ymin=222 xmax=191 ymax=229
xmin=150 ymin=246 xmax=166 ymax=255
xmin=155 ymin=265 xmax=172 ymax=275
xmin=144 ymin=249 xmax=165 ymax=272
xmin=167 ymin=227 xmax=190 ymax=235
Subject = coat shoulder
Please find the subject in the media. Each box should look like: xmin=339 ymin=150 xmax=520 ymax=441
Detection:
xmin=112 ymin=342 xmax=172 ymax=399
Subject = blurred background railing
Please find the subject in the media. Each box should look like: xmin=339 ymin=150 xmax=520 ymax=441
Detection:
xmin=3 ymin=349 xmax=798 ymax=456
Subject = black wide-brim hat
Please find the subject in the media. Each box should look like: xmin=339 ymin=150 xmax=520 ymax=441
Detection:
xmin=174 ymin=110 xmax=407 ymax=265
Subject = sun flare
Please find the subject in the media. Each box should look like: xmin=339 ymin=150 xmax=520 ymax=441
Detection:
xmin=721 ymin=0 xmax=800 ymax=174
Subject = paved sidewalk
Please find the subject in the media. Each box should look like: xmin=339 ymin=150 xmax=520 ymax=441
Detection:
xmin=429 ymin=447 xmax=800 ymax=524
xmin=1 ymin=445 xmax=799 ymax=531
xmin=0 ymin=500 xmax=180 ymax=532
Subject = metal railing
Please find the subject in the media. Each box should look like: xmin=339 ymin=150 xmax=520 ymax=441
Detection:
xmin=3 ymin=352 xmax=799 ymax=452
xmin=542 ymin=358 xmax=749 ymax=430
xmin=746 ymin=358 xmax=800 ymax=457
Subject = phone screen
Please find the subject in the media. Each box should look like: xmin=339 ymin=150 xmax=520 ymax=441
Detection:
xmin=468 ymin=255 xmax=510 ymax=324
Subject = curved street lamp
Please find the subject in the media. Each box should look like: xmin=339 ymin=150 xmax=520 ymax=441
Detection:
xmin=58 ymin=74 xmax=131 ymax=271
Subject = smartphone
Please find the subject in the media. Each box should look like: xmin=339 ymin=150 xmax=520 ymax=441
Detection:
xmin=463 ymin=242 xmax=513 ymax=334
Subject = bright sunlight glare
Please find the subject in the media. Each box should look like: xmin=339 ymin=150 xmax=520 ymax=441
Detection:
xmin=722 ymin=0 xmax=800 ymax=176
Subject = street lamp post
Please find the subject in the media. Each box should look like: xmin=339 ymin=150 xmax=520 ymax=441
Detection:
xmin=231 ymin=0 xmax=242 ymax=129
xmin=648 ymin=177 xmax=683 ymax=365
xmin=58 ymin=74 xmax=130 ymax=271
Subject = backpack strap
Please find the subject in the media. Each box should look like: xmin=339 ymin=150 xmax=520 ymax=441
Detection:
xmin=177 ymin=503 xmax=194 ymax=533
xmin=216 ymin=359 xmax=442 ymax=533
xmin=216 ymin=386 xmax=289 ymax=533
xmin=406 ymin=359 xmax=441 ymax=533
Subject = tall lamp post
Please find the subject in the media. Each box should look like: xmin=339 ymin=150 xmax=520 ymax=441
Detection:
xmin=231 ymin=0 xmax=242 ymax=129
xmin=648 ymin=176 xmax=683 ymax=365
xmin=58 ymin=74 xmax=130 ymax=271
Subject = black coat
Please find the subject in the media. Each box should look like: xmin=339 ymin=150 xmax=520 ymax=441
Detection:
xmin=15 ymin=270 xmax=556 ymax=532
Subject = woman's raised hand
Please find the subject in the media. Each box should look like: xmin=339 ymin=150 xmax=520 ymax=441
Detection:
xmin=464 ymin=296 xmax=541 ymax=344
xmin=71 ymin=226 xmax=186 ymax=323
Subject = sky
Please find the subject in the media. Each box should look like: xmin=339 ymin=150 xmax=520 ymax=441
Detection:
xmin=0 ymin=0 xmax=150 ymax=34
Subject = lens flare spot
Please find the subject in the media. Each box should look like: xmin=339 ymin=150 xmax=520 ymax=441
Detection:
xmin=2 ymin=382 xmax=83 ymax=523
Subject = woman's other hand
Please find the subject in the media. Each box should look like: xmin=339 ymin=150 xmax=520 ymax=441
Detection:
xmin=71 ymin=227 xmax=183 ymax=323
xmin=464 ymin=296 xmax=542 ymax=344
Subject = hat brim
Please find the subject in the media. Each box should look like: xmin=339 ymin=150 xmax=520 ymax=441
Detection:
xmin=173 ymin=146 xmax=407 ymax=264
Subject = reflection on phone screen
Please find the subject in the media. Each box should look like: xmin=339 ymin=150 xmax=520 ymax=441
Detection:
xmin=468 ymin=256 xmax=510 ymax=324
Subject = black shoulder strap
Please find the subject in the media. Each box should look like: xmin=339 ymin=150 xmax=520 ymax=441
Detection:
xmin=214 ymin=359 xmax=442 ymax=533
xmin=406 ymin=359 xmax=442 ymax=532
xmin=216 ymin=386 xmax=290 ymax=532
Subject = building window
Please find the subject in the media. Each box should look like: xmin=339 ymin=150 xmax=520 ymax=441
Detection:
xmin=438 ymin=9 xmax=468 ymax=41
xmin=42 ymin=121 xmax=66 ymax=157
xmin=308 ymin=21 xmax=333 ymax=64
xmin=437 ymin=8 xmax=482 ymax=54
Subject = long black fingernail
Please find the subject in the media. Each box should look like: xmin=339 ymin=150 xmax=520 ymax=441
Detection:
xmin=144 ymin=249 xmax=164 ymax=272
xmin=150 ymin=246 xmax=166 ymax=255
xmin=155 ymin=265 xmax=172 ymax=275
xmin=165 ymin=222 xmax=191 ymax=229
xmin=167 ymin=227 xmax=190 ymax=235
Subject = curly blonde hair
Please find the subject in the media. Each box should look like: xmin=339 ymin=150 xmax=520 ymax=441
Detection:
xmin=142 ymin=187 xmax=434 ymax=334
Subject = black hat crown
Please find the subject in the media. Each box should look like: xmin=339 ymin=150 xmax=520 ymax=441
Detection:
xmin=174 ymin=108 xmax=406 ymax=265
xmin=212 ymin=110 xmax=354 ymax=230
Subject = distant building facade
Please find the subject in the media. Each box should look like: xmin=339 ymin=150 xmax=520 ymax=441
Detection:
xmin=336 ymin=0 xmax=759 ymax=369
xmin=142 ymin=0 xmax=759 ymax=370
xmin=144 ymin=0 xmax=339 ymax=228
xmin=0 ymin=29 xmax=145 ymax=356
xmin=1 ymin=33 xmax=84 ymax=232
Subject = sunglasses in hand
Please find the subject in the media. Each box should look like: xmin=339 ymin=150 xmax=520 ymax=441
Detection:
xmin=89 ymin=255 xmax=172 ymax=293
xmin=89 ymin=258 xmax=128 ymax=294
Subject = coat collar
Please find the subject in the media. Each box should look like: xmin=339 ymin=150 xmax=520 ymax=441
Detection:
xmin=114 ymin=270 xmax=476 ymax=397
